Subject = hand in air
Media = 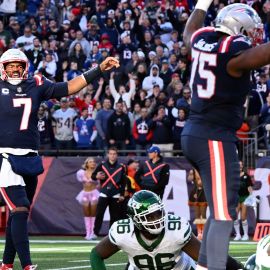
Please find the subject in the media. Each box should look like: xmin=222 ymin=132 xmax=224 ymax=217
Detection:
xmin=100 ymin=57 xmax=120 ymax=71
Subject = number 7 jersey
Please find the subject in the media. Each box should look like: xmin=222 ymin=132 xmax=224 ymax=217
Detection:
xmin=0 ymin=76 xmax=68 ymax=150
xmin=109 ymin=214 xmax=195 ymax=270
xmin=184 ymin=27 xmax=252 ymax=142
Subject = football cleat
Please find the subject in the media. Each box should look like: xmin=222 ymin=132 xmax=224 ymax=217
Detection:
xmin=0 ymin=264 xmax=13 ymax=270
xmin=24 ymin=265 xmax=37 ymax=270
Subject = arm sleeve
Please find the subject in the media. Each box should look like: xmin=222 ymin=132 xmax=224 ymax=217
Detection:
xmin=42 ymin=78 xmax=69 ymax=100
xmin=160 ymin=164 xmax=170 ymax=187
xmin=109 ymin=79 xmax=119 ymax=100
xmin=91 ymin=164 xmax=103 ymax=180
xmin=90 ymin=248 xmax=106 ymax=270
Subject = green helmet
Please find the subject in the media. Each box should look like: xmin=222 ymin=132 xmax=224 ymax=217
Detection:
xmin=255 ymin=234 xmax=270 ymax=270
xmin=127 ymin=190 xmax=165 ymax=235
xmin=244 ymin=254 xmax=257 ymax=270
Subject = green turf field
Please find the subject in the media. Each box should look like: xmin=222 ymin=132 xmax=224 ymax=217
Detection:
xmin=0 ymin=236 xmax=257 ymax=269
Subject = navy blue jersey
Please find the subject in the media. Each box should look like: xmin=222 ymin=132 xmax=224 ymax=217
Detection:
xmin=183 ymin=27 xmax=252 ymax=141
xmin=0 ymin=75 xmax=68 ymax=150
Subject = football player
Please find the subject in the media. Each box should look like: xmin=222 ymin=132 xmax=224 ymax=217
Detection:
xmin=0 ymin=48 xmax=119 ymax=270
xmin=181 ymin=0 xmax=270 ymax=269
xmin=90 ymin=190 xmax=243 ymax=270
xmin=244 ymin=234 xmax=270 ymax=270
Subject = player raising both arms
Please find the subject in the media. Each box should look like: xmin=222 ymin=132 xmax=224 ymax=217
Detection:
xmin=90 ymin=190 xmax=243 ymax=270
xmin=182 ymin=0 xmax=270 ymax=269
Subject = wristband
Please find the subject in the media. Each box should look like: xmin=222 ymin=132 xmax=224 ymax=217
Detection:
xmin=195 ymin=0 xmax=213 ymax=12
xmin=82 ymin=66 xmax=102 ymax=84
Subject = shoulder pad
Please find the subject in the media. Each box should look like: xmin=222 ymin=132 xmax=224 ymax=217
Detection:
xmin=33 ymin=73 xmax=44 ymax=86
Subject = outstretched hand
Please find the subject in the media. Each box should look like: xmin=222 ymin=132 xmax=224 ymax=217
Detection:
xmin=100 ymin=57 xmax=120 ymax=72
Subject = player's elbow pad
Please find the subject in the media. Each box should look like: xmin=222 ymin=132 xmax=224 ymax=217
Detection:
xmin=90 ymin=248 xmax=106 ymax=270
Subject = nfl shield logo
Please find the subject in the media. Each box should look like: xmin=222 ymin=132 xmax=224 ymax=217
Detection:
xmin=17 ymin=87 xmax=22 ymax=93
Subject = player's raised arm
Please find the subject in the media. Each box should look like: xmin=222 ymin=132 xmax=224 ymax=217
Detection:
xmin=67 ymin=57 xmax=120 ymax=95
xmin=183 ymin=0 xmax=214 ymax=51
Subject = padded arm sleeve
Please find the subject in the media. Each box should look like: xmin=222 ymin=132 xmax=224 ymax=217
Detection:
xmin=90 ymin=248 xmax=106 ymax=270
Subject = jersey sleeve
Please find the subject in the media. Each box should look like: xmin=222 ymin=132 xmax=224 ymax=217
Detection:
xmin=228 ymin=35 xmax=252 ymax=57
xmin=108 ymin=218 xmax=133 ymax=248
xmin=108 ymin=221 xmax=123 ymax=248
xmin=176 ymin=217 xmax=192 ymax=246
xmin=41 ymin=77 xmax=69 ymax=100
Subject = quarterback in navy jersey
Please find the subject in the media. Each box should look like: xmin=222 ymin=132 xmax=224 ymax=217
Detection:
xmin=0 ymin=48 xmax=119 ymax=270
xmin=182 ymin=1 xmax=270 ymax=270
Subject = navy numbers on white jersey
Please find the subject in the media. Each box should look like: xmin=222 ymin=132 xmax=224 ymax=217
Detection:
xmin=116 ymin=219 xmax=131 ymax=234
xmin=190 ymin=49 xmax=217 ymax=99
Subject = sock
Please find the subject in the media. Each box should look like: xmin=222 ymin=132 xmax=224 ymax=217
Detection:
xmin=233 ymin=220 xmax=240 ymax=236
xmin=2 ymin=215 xmax=16 ymax=265
xmin=11 ymin=212 xmax=31 ymax=268
xmin=90 ymin=217 xmax=95 ymax=236
xmin=242 ymin=220 xmax=248 ymax=236
xmin=84 ymin=217 xmax=91 ymax=238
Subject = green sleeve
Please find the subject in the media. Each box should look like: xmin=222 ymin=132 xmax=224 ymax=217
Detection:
xmin=90 ymin=248 xmax=106 ymax=270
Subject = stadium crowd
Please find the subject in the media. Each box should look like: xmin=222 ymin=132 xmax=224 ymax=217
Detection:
xmin=1 ymin=0 xmax=270 ymax=153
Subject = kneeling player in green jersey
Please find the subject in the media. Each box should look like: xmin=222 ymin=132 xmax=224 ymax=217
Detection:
xmin=90 ymin=190 xmax=243 ymax=270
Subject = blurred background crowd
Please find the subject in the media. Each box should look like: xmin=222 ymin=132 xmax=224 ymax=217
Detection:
xmin=1 ymin=0 xmax=270 ymax=154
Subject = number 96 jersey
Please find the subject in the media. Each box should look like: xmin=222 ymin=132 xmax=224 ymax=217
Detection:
xmin=109 ymin=214 xmax=196 ymax=270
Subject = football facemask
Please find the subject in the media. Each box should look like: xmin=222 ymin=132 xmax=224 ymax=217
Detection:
xmin=127 ymin=190 xmax=165 ymax=235
xmin=215 ymin=3 xmax=263 ymax=46
xmin=0 ymin=49 xmax=29 ymax=85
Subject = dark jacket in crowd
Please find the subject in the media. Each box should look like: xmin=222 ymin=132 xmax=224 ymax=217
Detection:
xmin=107 ymin=112 xmax=130 ymax=141
xmin=135 ymin=157 xmax=170 ymax=199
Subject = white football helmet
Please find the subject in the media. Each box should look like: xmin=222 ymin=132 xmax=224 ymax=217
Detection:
xmin=127 ymin=190 xmax=165 ymax=235
xmin=215 ymin=3 xmax=263 ymax=46
xmin=256 ymin=234 xmax=270 ymax=269
xmin=0 ymin=49 xmax=29 ymax=85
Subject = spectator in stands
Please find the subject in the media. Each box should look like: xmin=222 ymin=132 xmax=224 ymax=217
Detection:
xmin=117 ymin=31 xmax=137 ymax=69
xmin=25 ymin=38 xmax=44 ymax=71
xmin=188 ymin=169 xmax=207 ymax=240
xmin=0 ymin=20 xmax=12 ymax=49
xmin=68 ymin=30 xmax=91 ymax=57
xmin=38 ymin=104 xmax=54 ymax=151
xmin=142 ymin=64 xmax=164 ymax=97
xmin=16 ymin=25 xmax=36 ymax=51
xmin=52 ymin=97 xmax=78 ymax=150
xmin=98 ymin=33 xmax=114 ymax=56
xmin=233 ymin=161 xmax=253 ymax=241
xmin=73 ymin=107 xmax=97 ymax=150
xmin=95 ymin=98 xmax=113 ymax=150
xmin=109 ymin=72 xmax=136 ymax=109
xmin=151 ymin=105 xmax=173 ymax=157
xmin=92 ymin=147 xmax=127 ymax=236
xmin=176 ymin=86 xmax=192 ymax=113
xmin=135 ymin=146 xmax=170 ymax=199
xmin=172 ymin=108 xmax=187 ymax=154
xmin=67 ymin=61 xmax=82 ymax=81
xmin=37 ymin=51 xmax=57 ymax=80
xmin=74 ymin=78 xmax=104 ymax=118
xmin=76 ymin=157 xmax=99 ymax=240
xmin=132 ymin=107 xmax=153 ymax=155
xmin=68 ymin=42 xmax=87 ymax=71
xmin=107 ymin=101 xmax=131 ymax=151
xmin=159 ymin=59 xmax=173 ymax=89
